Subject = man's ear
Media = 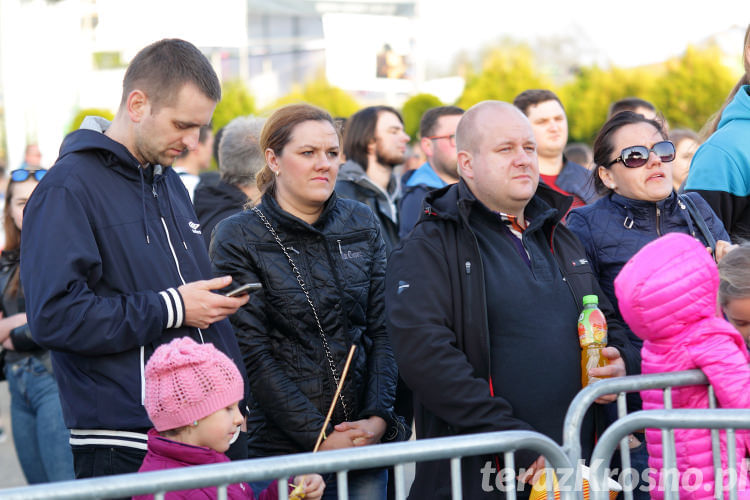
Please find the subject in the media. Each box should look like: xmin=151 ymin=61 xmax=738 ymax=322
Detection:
xmin=126 ymin=90 xmax=149 ymax=123
xmin=420 ymin=137 xmax=434 ymax=159
xmin=457 ymin=150 xmax=473 ymax=180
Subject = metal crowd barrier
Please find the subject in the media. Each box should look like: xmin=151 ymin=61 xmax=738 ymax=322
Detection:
xmin=562 ymin=369 xmax=735 ymax=500
xmin=588 ymin=409 xmax=750 ymax=500
xmin=0 ymin=430 xmax=577 ymax=500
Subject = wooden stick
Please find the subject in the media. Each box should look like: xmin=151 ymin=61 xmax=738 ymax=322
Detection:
xmin=312 ymin=344 xmax=357 ymax=453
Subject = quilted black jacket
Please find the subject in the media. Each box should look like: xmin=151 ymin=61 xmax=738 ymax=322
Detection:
xmin=210 ymin=192 xmax=403 ymax=457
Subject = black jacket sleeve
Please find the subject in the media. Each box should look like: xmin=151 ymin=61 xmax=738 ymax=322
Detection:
xmin=358 ymin=218 xmax=404 ymax=441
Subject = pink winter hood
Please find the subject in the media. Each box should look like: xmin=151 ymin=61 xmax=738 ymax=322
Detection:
xmin=614 ymin=233 xmax=718 ymax=342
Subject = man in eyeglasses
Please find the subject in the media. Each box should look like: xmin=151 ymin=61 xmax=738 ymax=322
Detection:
xmin=513 ymin=89 xmax=597 ymax=212
xmin=398 ymin=106 xmax=464 ymax=239
xmin=20 ymin=39 xmax=249 ymax=479
xmin=385 ymin=101 xmax=639 ymax=499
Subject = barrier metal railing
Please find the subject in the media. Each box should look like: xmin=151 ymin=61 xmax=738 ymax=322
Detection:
xmin=562 ymin=370 xmax=731 ymax=500
xmin=0 ymin=430 xmax=577 ymax=500
xmin=588 ymin=409 xmax=750 ymax=500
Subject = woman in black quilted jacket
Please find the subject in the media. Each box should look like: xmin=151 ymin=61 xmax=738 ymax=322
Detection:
xmin=210 ymin=104 xmax=405 ymax=499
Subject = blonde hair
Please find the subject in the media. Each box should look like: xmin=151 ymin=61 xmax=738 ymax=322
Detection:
xmin=702 ymin=24 xmax=750 ymax=139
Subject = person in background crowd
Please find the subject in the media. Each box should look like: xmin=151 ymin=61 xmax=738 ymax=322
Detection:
xmin=173 ymin=124 xmax=214 ymax=202
xmin=615 ymin=233 xmax=750 ymax=500
xmin=685 ymin=24 xmax=750 ymax=242
xmin=564 ymin=142 xmax=594 ymax=170
xmin=20 ymin=38 xmax=248 ymax=479
xmin=669 ymin=129 xmax=700 ymax=193
xmin=566 ymin=111 xmax=732 ymax=499
xmin=337 ymin=106 xmax=409 ymax=255
xmin=608 ymin=97 xmax=658 ymax=121
xmin=701 ymin=24 xmax=750 ymax=139
xmin=211 ymin=104 xmax=407 ymax=500
xmin=514 ymin=89 xmax=597 ymax=210
xmin=135 ymin=337 xmax=325 ymax=500
xmin=19 ymin=144 xmax=42 ymax=170
xmin=398 ymin=106 xmax=463 ymax=239
xmin=386 ymin=101 xmax=638 ymax=499
xmin=0 ymin=167 xmax=74 ymax=483
xmin=194 ymin=116 xmax=265 ymax=249
xmin=719 ymin=245 xmax=750 ymax=348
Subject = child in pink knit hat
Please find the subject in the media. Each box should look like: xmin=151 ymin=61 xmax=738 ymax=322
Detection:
xmin=134 ymin=337 xmax=324 ymax=500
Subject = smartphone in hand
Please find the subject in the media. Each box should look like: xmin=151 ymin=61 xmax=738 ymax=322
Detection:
xmin=225 ymin=283 xmax=262 ymax=297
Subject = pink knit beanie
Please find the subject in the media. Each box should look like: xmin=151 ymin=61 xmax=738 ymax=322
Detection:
xmin=144 ymin=337 xmax=244 ymax=431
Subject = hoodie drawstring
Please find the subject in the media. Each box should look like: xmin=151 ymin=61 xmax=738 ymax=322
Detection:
xmin=138 ymin=167 xmax=151 ymax=244
xmin=162 ymin=180 xmax=189 ymax=250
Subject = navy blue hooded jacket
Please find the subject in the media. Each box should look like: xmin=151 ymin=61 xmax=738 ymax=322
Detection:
xmin=21 ymin=118 xmax=246 ymax=433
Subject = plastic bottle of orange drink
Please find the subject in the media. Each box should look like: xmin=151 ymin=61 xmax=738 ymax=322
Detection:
xmin=578 ymin=294 xmax=609 ymax=387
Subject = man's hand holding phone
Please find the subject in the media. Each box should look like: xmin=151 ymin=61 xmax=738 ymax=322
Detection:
xmin=178 ymin=276 xmax=255 ymax=329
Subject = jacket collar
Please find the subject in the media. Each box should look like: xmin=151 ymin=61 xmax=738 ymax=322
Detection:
xmin=422 ymin=179 xmax=568 ymax=229
xmin=609 ymin=190 xmax=678 ymax=216
xmin=259 ymin=190 xmax=338 ymax=233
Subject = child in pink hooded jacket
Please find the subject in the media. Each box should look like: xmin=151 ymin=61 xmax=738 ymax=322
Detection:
xmin=614 ymin=232 xmax=750 ymax=499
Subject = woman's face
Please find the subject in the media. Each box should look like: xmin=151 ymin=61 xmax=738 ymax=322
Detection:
xmin=269 ymin=120 xmax=340 ymax=218
xmin=598 ymin=122 xmax=673 ymax=202
xmin=671 ymin=137 xmax=699 ymax=191
xmin=9 ymin=179 xmax=39 ymax=232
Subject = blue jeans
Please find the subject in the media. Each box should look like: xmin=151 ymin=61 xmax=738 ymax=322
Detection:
xmin=322 ymin=468 xmax=388 ymax=500
xmin=250 ymin=468 xmax=387 ymax=499
xmin=4 ymin=355 xmax=74 ymax=483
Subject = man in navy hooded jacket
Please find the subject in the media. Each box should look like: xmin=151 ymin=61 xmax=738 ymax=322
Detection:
xmin=20 ymin=39 xmax=249 ymax=478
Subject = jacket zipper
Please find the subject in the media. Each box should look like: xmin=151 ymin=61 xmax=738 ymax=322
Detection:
xmin=656 ymin=207 xmax=662 ymax=236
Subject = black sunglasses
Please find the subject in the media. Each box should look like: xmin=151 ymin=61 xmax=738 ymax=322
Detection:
xmin=606 ymin=141 xmax=675 ymax=168
xmin=10 ymin=169 xmax=47 ymax=182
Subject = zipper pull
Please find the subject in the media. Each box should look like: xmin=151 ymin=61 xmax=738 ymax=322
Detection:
xmin=465 ymin=261 xmax=471 ymax=275
xmin=337 ymin=239 xmax=343 ymax=257
xmin=152 ymin=185 xmax=158 ymax=198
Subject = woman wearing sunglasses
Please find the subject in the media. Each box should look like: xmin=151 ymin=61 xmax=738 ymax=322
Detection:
xmin=566 ymin=111 xmax=730 ymax=500
xmin=0 ymin=168 xmax=74 ymax=484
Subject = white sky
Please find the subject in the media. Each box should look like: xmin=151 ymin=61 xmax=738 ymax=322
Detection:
xmin=419 ymin=0 xmax=749 ymax=68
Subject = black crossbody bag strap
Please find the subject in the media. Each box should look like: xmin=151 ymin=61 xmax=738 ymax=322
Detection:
xmin=680 ymin=194 xmax=717 ymax=254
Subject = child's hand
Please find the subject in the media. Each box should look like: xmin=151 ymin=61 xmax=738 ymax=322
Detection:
xmin=290 ymin=474 xmax=325 ymax=500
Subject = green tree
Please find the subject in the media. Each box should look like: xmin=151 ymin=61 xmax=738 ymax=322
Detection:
xmin=649 ymin=45 xmax=737 ymax=132
xmin=68 ymin=108 xmax=115 ymax=134
xmin=212 ymin=79 xmax=256 ymax=132
xmin=456 ymin=44 xmax=551 ymax=109
xmin=268 ymin=75 xmax=360 ymax=119
xmin=560 ymin=65 xmax=654 ymax=144
xmin=401 ymin=93 xmax=442 ymax=142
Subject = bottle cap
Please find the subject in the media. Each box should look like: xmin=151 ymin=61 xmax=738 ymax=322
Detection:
xmin=582 ymin=294 xmax=599 ymax=306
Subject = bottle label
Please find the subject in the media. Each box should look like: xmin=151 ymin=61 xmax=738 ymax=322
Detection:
xmin=578 ymin=308 xmax=607 ymax=347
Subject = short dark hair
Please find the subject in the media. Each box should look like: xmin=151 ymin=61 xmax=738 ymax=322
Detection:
xmin=176 ymin=124 xmax=213 ymax=159
xmin=513 ymin=89 xmax=564 ymax=115
xmin=343 ymin=106 xmax=402 ymax=168
xmin=121 ymin=39 xmax=221 ymax=110
xmin=592 ymin=111 xmax=668 ymax=195
xmin=419 ymin=106 xmax=464 ymax=138
xmin=608 ymin=97 xmax=655 ymax=118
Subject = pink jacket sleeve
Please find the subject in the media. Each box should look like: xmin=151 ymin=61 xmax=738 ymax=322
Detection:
xmin=687 ymin=324 xmax=750 ymax=409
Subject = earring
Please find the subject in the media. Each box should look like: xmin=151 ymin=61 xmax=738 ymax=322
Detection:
xmin=192 ymin=421 xmax=198 ymax=427
xmin=274 ymin=170 xmax=279 ymax=177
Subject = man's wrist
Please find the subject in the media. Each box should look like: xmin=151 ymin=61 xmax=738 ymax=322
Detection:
xmin=159 ymin=288 xmax=185 ymax=329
